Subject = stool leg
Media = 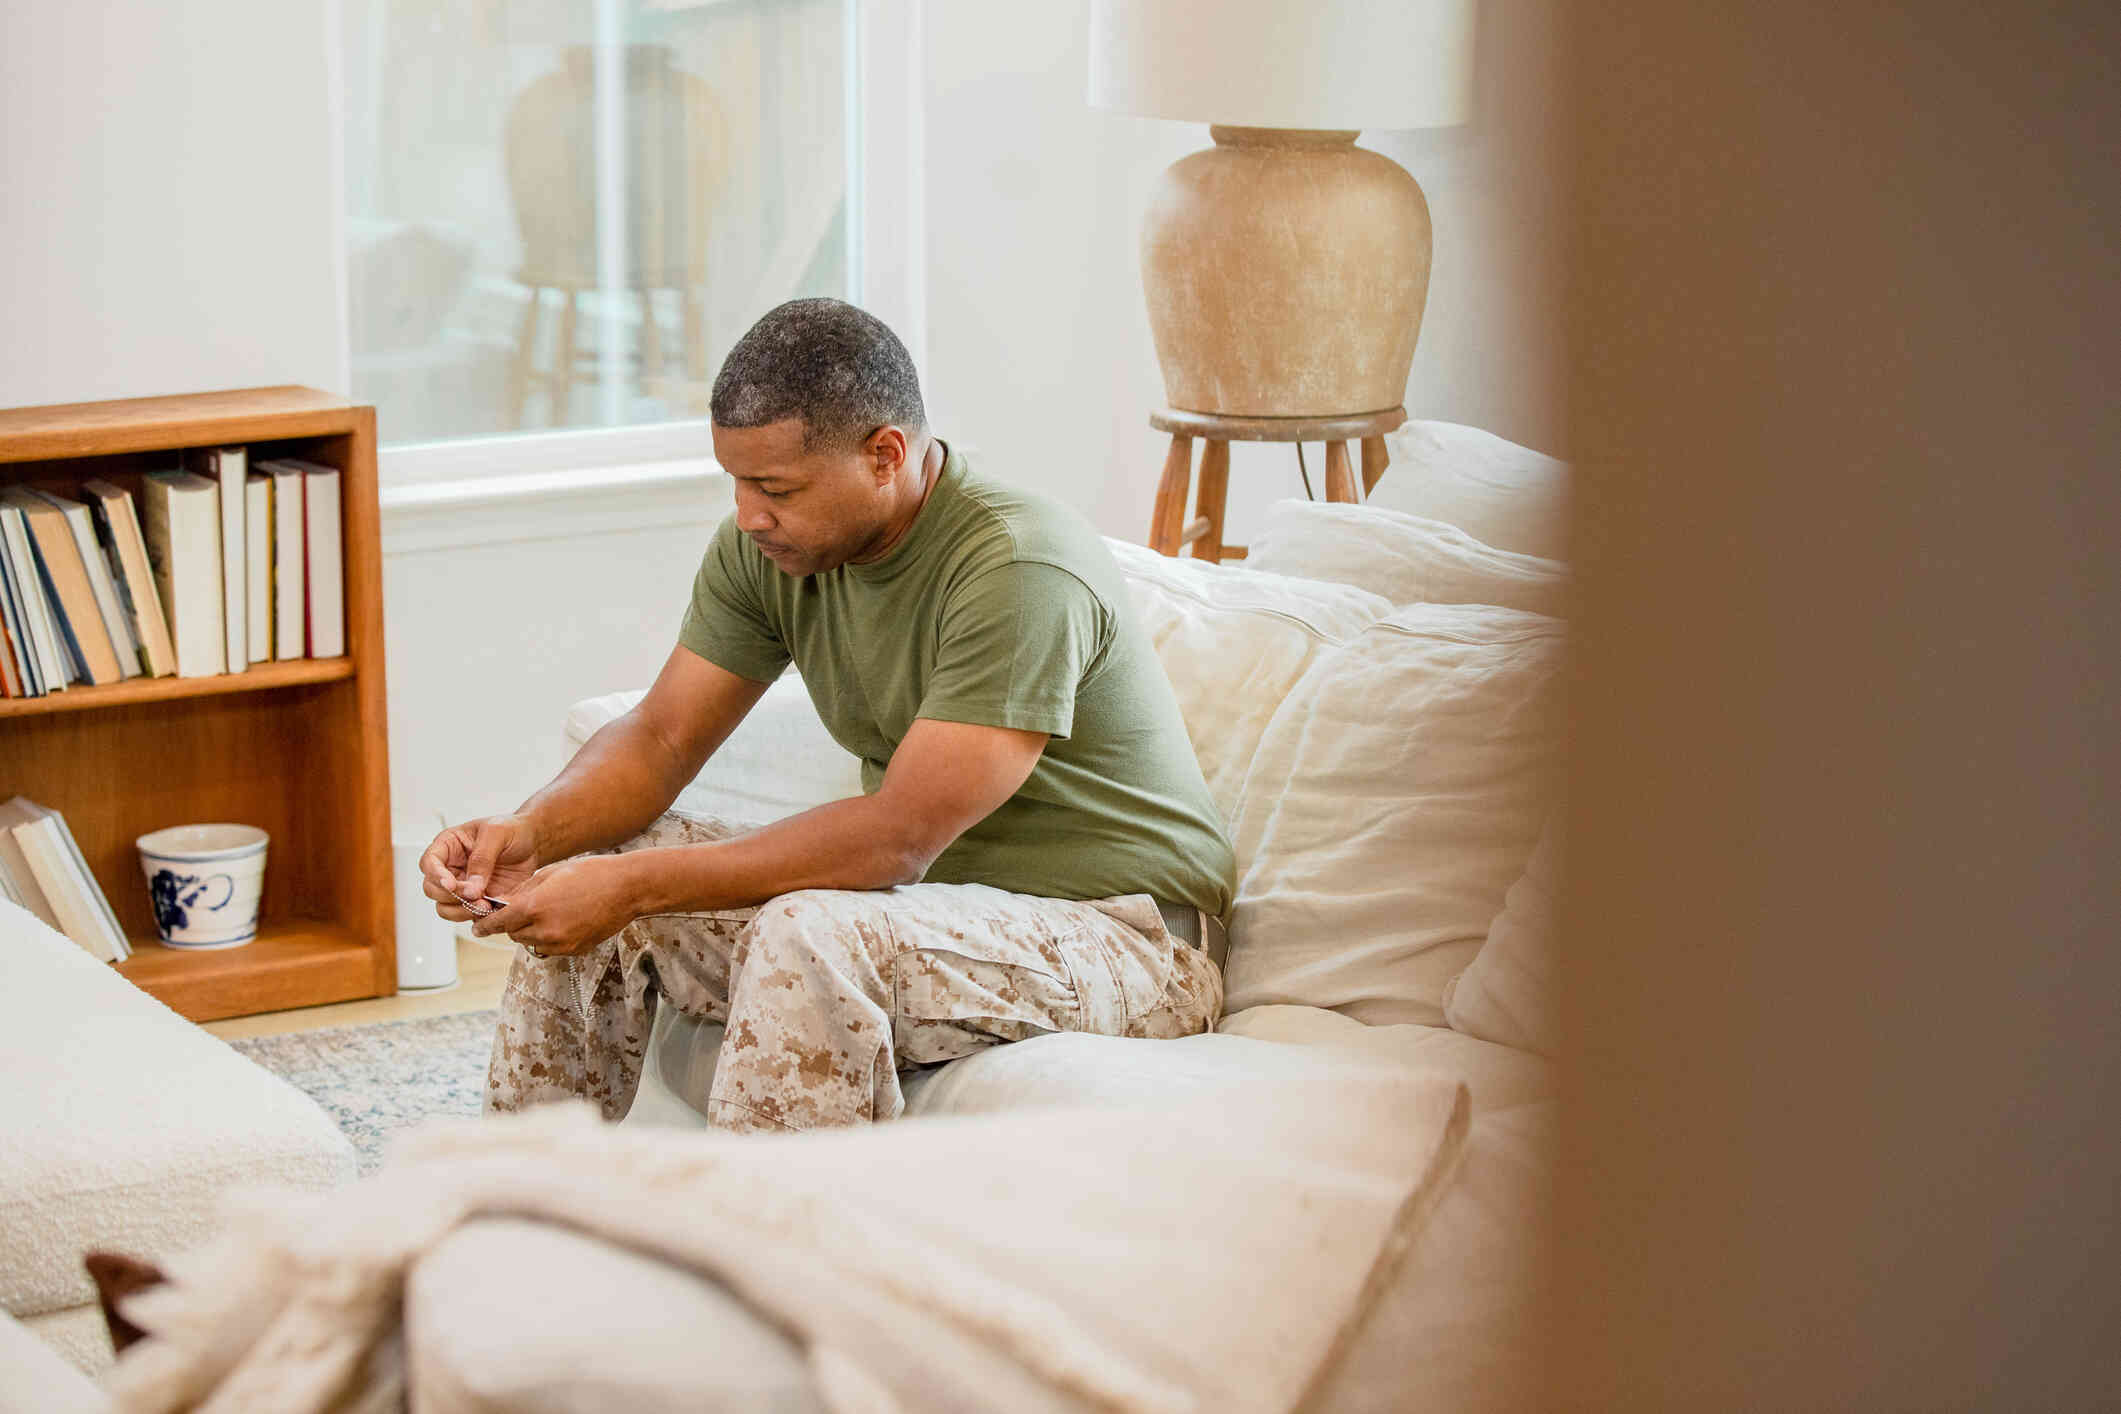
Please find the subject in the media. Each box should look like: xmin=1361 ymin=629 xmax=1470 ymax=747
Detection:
xmin=555 ymin=289 xmax=581 ymax=426
xmin=1192 ymin=439 xmax=1229 ymax=562
xmin=1324 ymin=439 xmax=1358 ymax=502
xmin=1151 ymin=434 xmax=1194 ymax=556
xmin=507 ymin=287 xmax=543 ymax=429
xmin=1361 ymin=434 xmax=1390 ymax=495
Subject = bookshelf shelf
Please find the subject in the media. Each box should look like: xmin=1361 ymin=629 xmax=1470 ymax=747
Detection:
xmin=0 ymin=656 xmax=353 ymax=719
xmin=114 ymin=923 xmax=377 ymax=1024
xmin=0 ymin=387 xmax=396 ymax=1022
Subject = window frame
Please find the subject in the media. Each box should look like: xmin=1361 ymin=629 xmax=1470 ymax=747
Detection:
xmin=354 ymin=0 xmax=928 ymax=496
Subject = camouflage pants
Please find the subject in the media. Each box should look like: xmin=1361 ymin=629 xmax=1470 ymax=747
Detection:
xmin=487 ymin=810 xmax=1223 ymax=1133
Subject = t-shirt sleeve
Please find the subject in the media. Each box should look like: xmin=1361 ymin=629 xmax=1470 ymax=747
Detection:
xmin=917 ymin=560 xmax=1107 ymax=739
xmin=676 ymin=516 xmax=791 ymax=684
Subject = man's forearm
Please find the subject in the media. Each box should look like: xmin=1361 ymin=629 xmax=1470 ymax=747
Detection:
xmin=517 ymin=711 xmax=698 ymax=862
xmin=616 ymin=792 xmax=932 ymax=915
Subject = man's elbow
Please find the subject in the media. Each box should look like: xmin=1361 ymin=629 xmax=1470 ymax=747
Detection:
xmin=874 ymin=837 xmax=939 ymax=890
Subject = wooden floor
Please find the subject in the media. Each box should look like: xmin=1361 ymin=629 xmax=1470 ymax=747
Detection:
xmin=202 ymin=932 xmax=514 ymax=1040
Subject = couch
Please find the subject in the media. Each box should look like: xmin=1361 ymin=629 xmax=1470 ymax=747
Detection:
xmin=22 ymin=420 xmax=1569 ymax=1410
xmin=395 ymin=420 xmax=1573 ymax=1410
xmin=0 ymin=899 xmax=356 ymax=1389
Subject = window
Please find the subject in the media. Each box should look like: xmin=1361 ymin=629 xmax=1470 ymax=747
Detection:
xmin=342 ymin=0 xmax=921 ymax=486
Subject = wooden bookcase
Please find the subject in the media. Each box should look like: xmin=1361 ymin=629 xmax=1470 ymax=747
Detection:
xmin=0 ymin=387 xmax=395 ymax=1022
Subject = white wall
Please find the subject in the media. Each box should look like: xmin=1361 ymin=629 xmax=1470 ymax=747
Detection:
xmin=379 ymin=477 xmax=729 ymax=841
xmin=922 ymin=0 xmax=1561 ymax=546
xmin=0 ymin=0 xmax=348 ymax=405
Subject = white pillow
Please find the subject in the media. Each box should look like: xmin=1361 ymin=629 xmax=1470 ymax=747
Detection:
xmin=1223 ymin=603 xmax=1566 ymax=1027
xmin=1106 ymin=539 xmax=1391 ymax=826
xmin=1246 ymin=499 xmax=1569 ymax=616
xmin=1367 ymin=420 xmax=1571 ymax=563
xmin=1444 ymin=814 xmax=1560 ymax=1056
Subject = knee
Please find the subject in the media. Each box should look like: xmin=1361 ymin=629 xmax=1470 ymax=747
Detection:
xmin=733 ymin=890 xmax=856 ymax=975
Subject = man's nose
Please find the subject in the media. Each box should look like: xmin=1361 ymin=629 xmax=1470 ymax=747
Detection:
xmin=733 ymin=492 xmax=774 ymax=533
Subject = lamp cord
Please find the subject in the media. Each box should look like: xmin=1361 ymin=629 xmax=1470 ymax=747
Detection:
xmin=1295 ymin=443 xmax=1316 ymax=500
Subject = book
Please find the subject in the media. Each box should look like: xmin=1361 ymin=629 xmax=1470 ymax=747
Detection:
xmin=0 ymin=603 xmax=19 ymax=697
xmin=0 ymin=797 xmax=129 ymax=962
xmin=0 ymin=501 xmax=66 ymax=690
xmin=261 ymin=461 xmax=307 ymax=660
xmin=0 ymin=526 xmax=37 ymax=695
xmin=245 ymin=473 xmax=272 ymax=663
xmin=140 ymin=469 xmax=227 ymax=678
xmin=39 ymin=490 xmax=143 ymax=678
xmin=0 ymin=486 xmax=121 ymax=685
xmin=0 ymin=800 xmax=63 ymax=932
xmin=183 ymin=445 xmax=248 ymax=674
xmin=281 ymin=460 xmax=345 ymax=658
xmin=81 ymin=479 xmax=178 ymax=679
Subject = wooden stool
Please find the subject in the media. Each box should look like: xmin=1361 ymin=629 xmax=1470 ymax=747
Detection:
xmin=1148 ymin=407 xmax=1407 ymax=560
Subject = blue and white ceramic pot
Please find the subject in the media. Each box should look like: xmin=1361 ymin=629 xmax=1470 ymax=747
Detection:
xmin=135 ymin=824 xmax=269 ymax=949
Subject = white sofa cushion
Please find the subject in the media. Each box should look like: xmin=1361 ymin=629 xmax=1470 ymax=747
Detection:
xmin=1246 ymin=499 xmax=1569 ymax=617
xmin=407 ymin=1217 xmax=822 ymax=1414
xmin=0 ymin=901 xmax=355 ymax=1323
xmin=1222 ymin=603 xmax=1566 ymax=1026
xmin=1105 ymin=538 xmax=1391 ymax=827
xmin=1216 ymin=1004 xmax=1553 ymax=1112
xmin=1368 ymin=419 xmax=1571 ymax=563
xmin=1445 ymin=814 xmax=1562 ymax=1056
xmin=564 ymin=672 xmax=861 ymax=822
xmin=0 ymin=1308 xmax=110 ymax=1412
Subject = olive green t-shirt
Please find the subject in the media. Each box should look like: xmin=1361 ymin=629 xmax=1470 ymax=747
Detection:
xmin=677 ymin=444 xmax=1234 ymax=919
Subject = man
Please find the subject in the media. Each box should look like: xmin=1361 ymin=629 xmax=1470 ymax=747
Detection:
xmin=422 ymin=298 xmax=1234 ymax=1132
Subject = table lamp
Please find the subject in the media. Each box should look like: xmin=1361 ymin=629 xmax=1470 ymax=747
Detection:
xmin=1089 ymin=0 xmax=1475 ymax=422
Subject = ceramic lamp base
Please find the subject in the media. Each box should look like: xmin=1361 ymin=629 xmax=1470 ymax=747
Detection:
xmin=1140 ymin=127 xmax=1431 ymax=418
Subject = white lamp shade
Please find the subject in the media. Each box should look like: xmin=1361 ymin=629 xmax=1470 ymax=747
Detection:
xmin=1088 ymin=0 xmax=1475 ymax=131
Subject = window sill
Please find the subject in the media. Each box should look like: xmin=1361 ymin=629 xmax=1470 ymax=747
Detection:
xmin=379 ymin=457 xmax=731 ymax=555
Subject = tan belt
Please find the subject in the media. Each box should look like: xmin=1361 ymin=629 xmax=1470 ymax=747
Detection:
xmin=1154 ymin=897 xmax=1229 ymax=972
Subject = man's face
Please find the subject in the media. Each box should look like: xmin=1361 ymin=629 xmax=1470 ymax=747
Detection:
xmin=712 ymin=418 xmax=895 ymax=577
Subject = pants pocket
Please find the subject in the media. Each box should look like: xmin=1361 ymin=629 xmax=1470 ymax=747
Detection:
xmin=889 ymin=939 xmax=1083 ymax=1066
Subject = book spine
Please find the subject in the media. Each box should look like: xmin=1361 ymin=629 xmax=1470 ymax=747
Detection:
xmin=94 ymin=482 xmax=178 ymax=679
xmin=61 ymin=499 xmax=143 ymax=677
xmin=0 ymin=823 xmax=61 ymax=931
xmin=51 ymin=810 xmax=130 ymax=962
xmin=246 ymin=475 xmax=272 ymax=663
xmin=305 ymin=469 xmax=344 ymax=658
xmin=0 ymin=526 xmax=38 ymax=695
xmin=220 ymin=447 xmax=247 ymax=673
xmin=0 ymin=509 xmax=61 ymax=691
xmin=12 ymin=819 xmax=115 ymax=961
xmin=26 ymin=530 xmax=91 ymax=685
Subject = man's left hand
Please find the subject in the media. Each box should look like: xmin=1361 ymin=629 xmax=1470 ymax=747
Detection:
xmin=470 ymin=854 xmax=639 ymax=956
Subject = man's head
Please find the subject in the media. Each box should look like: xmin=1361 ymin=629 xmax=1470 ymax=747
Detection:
xmin=710 ymin=299 xmax=931 ymax=576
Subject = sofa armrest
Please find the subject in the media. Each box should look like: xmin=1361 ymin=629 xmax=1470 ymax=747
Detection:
xmin=563 ymin=671 xmax=862 ymax=826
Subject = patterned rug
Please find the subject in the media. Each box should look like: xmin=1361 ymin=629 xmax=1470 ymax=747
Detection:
xmin=229 ymin=1010 xmax=499 ymax=1175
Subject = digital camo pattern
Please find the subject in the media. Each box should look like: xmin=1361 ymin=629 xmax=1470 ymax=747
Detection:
xmin=488 ymin=810 xmax=1222 ymax=1132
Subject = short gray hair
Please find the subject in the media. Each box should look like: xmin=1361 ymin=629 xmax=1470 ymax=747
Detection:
xmin=710 ymin=299 xmax=927 ymax=452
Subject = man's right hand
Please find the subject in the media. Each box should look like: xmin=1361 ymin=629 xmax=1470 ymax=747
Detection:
xmin=421 ymin=815 xmax=545 ymax=923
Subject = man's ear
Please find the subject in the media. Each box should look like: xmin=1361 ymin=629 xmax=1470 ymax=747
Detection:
xmin=865 ymin=424 xmax=910 ymax=485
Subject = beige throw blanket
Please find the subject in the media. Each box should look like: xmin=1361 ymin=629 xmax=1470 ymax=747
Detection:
xmin=105 ymin=1038 xmax=1469 ymax=1414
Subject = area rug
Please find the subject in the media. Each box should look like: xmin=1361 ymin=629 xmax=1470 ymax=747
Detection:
xmin=229 ymin=1010 xmax=499 ymax=1175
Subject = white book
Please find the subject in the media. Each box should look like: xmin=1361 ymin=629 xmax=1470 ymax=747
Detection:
xmin=50 ymin=807 xmax=129 ymax=961
xmin=0 ymin=799 xmax=62 ymax=930
xmin=0 ymin=501 xmax=68 ymax=689
xmin=264 ymin=461 xmax=306 ymax=660
xmin=245 ymin=473 xmax=272 ymax=664
xmin=286 ymin=460 xmax=344 ymax=658
xmin=38 ymin=491 xmax=143 ymax=678
xmin=185 ymin=445 xmax=247 ymax=674
xmin=140 ymin=470 xmax=227 ymax=678
xmin=10 ymin=814 xmax=122 ymax=962
xmin=81 ymin=479 xmax=178 ymax=679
